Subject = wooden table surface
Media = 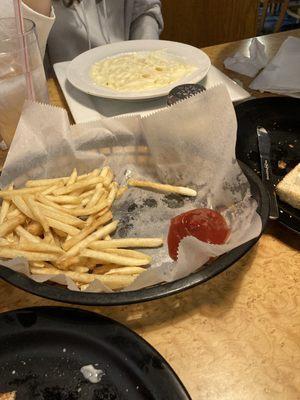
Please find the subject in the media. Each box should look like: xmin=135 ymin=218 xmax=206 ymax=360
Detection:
xmin=1 ymin=30 xmax=300 ymax=400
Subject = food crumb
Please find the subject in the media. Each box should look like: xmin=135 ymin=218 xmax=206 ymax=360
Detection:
xmin=62 ymin=348 xmax=66 ymax=353
xmin=12 ymin=370 xmax=16 ymax=375
xmin=278 ymin=160 xmax=287 ymax=169
xmin=80 ymin=365 xmax=105 ymax=383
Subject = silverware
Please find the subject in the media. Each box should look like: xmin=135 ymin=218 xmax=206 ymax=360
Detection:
xmin=257 ymin=126 xmax=279 ymax=220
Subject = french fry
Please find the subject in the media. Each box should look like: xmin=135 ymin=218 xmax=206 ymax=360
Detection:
xmin=81 ymin=248 xmax=149 ymax=266
xmin=6 ymin=232 xmax=17 ymax=244
xmin=41 ymin=181 xmax=65 ymax=195
xmin=25 ymin=196 xmax=49 ymax=232
xmin=27 ymin=221 xmax=43 ymax=236
xmin=7 ymin=208 xmax=22 ymax=219
xmin=107 ymin=182 xmax=118 ymax=206
xmin=69 ymin=265 xmax=89 ymax=273
xmin=66 ymin=168 xmax=77 ymax=186
xmin=127 ymin=178 xmax=197 ymax=197
xmin=62 ymin=199 xmax=108 ymax=217
xmin=81 ymin=197 xmax=92 ymax=207
xmin=86 ymin=206 xmax=109 ymax=226
xmin=95 ymin=206 xmax=110 ymax=219
xmin=0 ymin=184 xmax=13 ymax=223
xmin=100 ymin=166 xmax=110 ymax=178
xmin=11 ymin=196 xmax=34 ymax=219
xmin=79 ymin=284 xmax=89 ymax=291
xmin=102 ymin=248 xmax=152 ymax=262
xmin=0 ymin=187 xmax=47 ymax=197
xmin=53 ymin=228 xmax=68 ymax=238
xmin=15 ymin=225 xmax=42 ymax=243
xmin=63 ymin=211 xmax=112 ymax=251
xmin=35 ymin=193 xmax=75 ymax=215
xmin=103 ymin=169 xmax=114 ymax=187
xmin=45 ymin=195 xmax=81 ymax=205
xmin=17 ymin=241 xmax=64 ymax=254
xmin=0 ymin=198 xmax=10 ymax=224
xmin=86 ymin=168 xmax=101 ymax=178
xmin=30 ymin=266 xmax=138 ymax=290
xmin=79 ymin=189 xmax=95 ymax=199
xmin=53 ymin=176 xmax=103 ymax=196
xmin=116 ymin=186 xmax=127 ymax=199
xmin=86 ymin=184 xmax=104 ymax=208
xmin=37 ymin=202 xmax=85 ymax=228
xmin=47 ymin=217 xmax=80 ymax=236
xmin=93 ymin=265 xmax=117 ymax=274
xmin=0 ymin=215 xmax=26 ymax=237
xmin=58 ymin=256 xmax=82 ymax=270
xmin=61 ymin=220 xmax=118 ymax=259
xmin=104 ymin=235 xmax=111 ymax=241
xmin=0 ymin=247 xmax=58 ymax=262
xmin=0 ymin=238 xmax=11 ymax=246
xmin=104 ymin=266 xmax=145 ymax=275
xmin=30 ymin=261 xmax=52 ymax=268
xmin=26 ymin=177 xmax=69 ymax=187
xmin=88 ymin=238 xmax=163 ymax=249
xmin=44 ymin=229 xmax=55 ymax=244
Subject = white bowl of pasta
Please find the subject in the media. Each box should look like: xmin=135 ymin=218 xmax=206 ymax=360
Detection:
xmin=66 ymin=40 xmax=211 ymax=101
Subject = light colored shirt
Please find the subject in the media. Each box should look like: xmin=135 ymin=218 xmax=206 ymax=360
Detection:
xmin=48 ymin=0 xmax=163 ymax=64
xmin=0 ymin=0 xmax=163 ymax=64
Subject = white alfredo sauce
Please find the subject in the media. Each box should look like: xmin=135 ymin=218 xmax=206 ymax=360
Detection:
xmin=90 ymin=50 xmax=196 ymax=92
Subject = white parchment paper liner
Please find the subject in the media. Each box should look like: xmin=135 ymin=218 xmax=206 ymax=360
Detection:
xmin=0 ymin=85 xmax=262 ymax=293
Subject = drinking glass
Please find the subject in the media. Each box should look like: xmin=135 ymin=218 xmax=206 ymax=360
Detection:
xmin=0 ymin=18 xmax=48 ymax=146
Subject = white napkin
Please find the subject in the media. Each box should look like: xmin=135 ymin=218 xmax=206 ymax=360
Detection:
xmin=224 ymin=38 xmax=268 ymax=77
xmin=250 ymin=36 xmax=300 ymax=97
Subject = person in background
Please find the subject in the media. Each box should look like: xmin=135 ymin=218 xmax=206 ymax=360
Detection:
xmin=2 ymin=0 xmax=163 ymax=64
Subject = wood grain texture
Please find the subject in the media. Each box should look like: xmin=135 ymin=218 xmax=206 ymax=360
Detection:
xmin=1 ymin=30 xmax=300 ymax=400
xmin=161 ymin=0 xmax=260 ymax=47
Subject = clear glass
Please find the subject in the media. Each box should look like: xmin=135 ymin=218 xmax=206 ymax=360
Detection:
xmin=0 ymin=18 xmax=48 ymax=146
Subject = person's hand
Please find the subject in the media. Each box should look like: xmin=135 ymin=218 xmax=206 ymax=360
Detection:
xmin=22 ymin=0 xmax=52 ymax=16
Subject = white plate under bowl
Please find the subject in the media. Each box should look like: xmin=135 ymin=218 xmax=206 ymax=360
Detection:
xmin=66 ymin=40 xmax=211 ymax=101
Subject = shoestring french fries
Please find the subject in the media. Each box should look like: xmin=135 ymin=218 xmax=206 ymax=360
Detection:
xmin=0 ymin=167 xmax=197 ymax=291
xmin=0 ymin=167 xmax=165 ymax=290
xmin=127 ymin=178 xmax=197 ymax=196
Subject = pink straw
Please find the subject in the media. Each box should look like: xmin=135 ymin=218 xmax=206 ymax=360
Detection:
xmin=13 ymin=0 xmax=35 ymax=101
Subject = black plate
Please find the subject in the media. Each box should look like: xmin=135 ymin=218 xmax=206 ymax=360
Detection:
xmin=0 ymin=162 xmax=269 ymax=305
xmin=235 ymin=97 xmax=300 ymax=234
xmin=0 ymin=307 xmax=190 ymax=399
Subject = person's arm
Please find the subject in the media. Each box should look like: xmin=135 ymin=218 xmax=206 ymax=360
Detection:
xmin=130 ymin=1 xmax=163 ymax=40
xmin=22 ymin=0 xmax=52 ymax=17
xmin=22 ymin=1 xmax=55 ymax=58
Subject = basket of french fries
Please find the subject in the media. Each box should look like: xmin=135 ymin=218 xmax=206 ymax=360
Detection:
xmin=0 ymin=86 xmax=267 ymax=305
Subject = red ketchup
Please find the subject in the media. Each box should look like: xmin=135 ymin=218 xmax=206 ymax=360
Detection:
xmin=167 ymin=208 xmax=230 ymax=261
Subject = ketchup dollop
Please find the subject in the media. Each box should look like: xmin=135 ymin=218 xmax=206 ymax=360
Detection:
xmin=167 ymin=208 xmax=230 ymax=260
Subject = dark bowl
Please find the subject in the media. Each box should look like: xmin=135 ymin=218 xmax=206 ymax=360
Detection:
xmin=0 ymin=162 xmax=269 ymax=305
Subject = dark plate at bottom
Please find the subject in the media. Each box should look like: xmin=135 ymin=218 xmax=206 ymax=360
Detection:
xmin=235 ymin=97 xmax=300 ymax=234
xmin=0 ymin=307 xmax=190 ymax=399
xmin=0 ymin=162 xmax=269 ymax=305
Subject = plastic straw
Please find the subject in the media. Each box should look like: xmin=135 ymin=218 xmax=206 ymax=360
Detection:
xmin=13 ymin=0 xmax=35 ymax=101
